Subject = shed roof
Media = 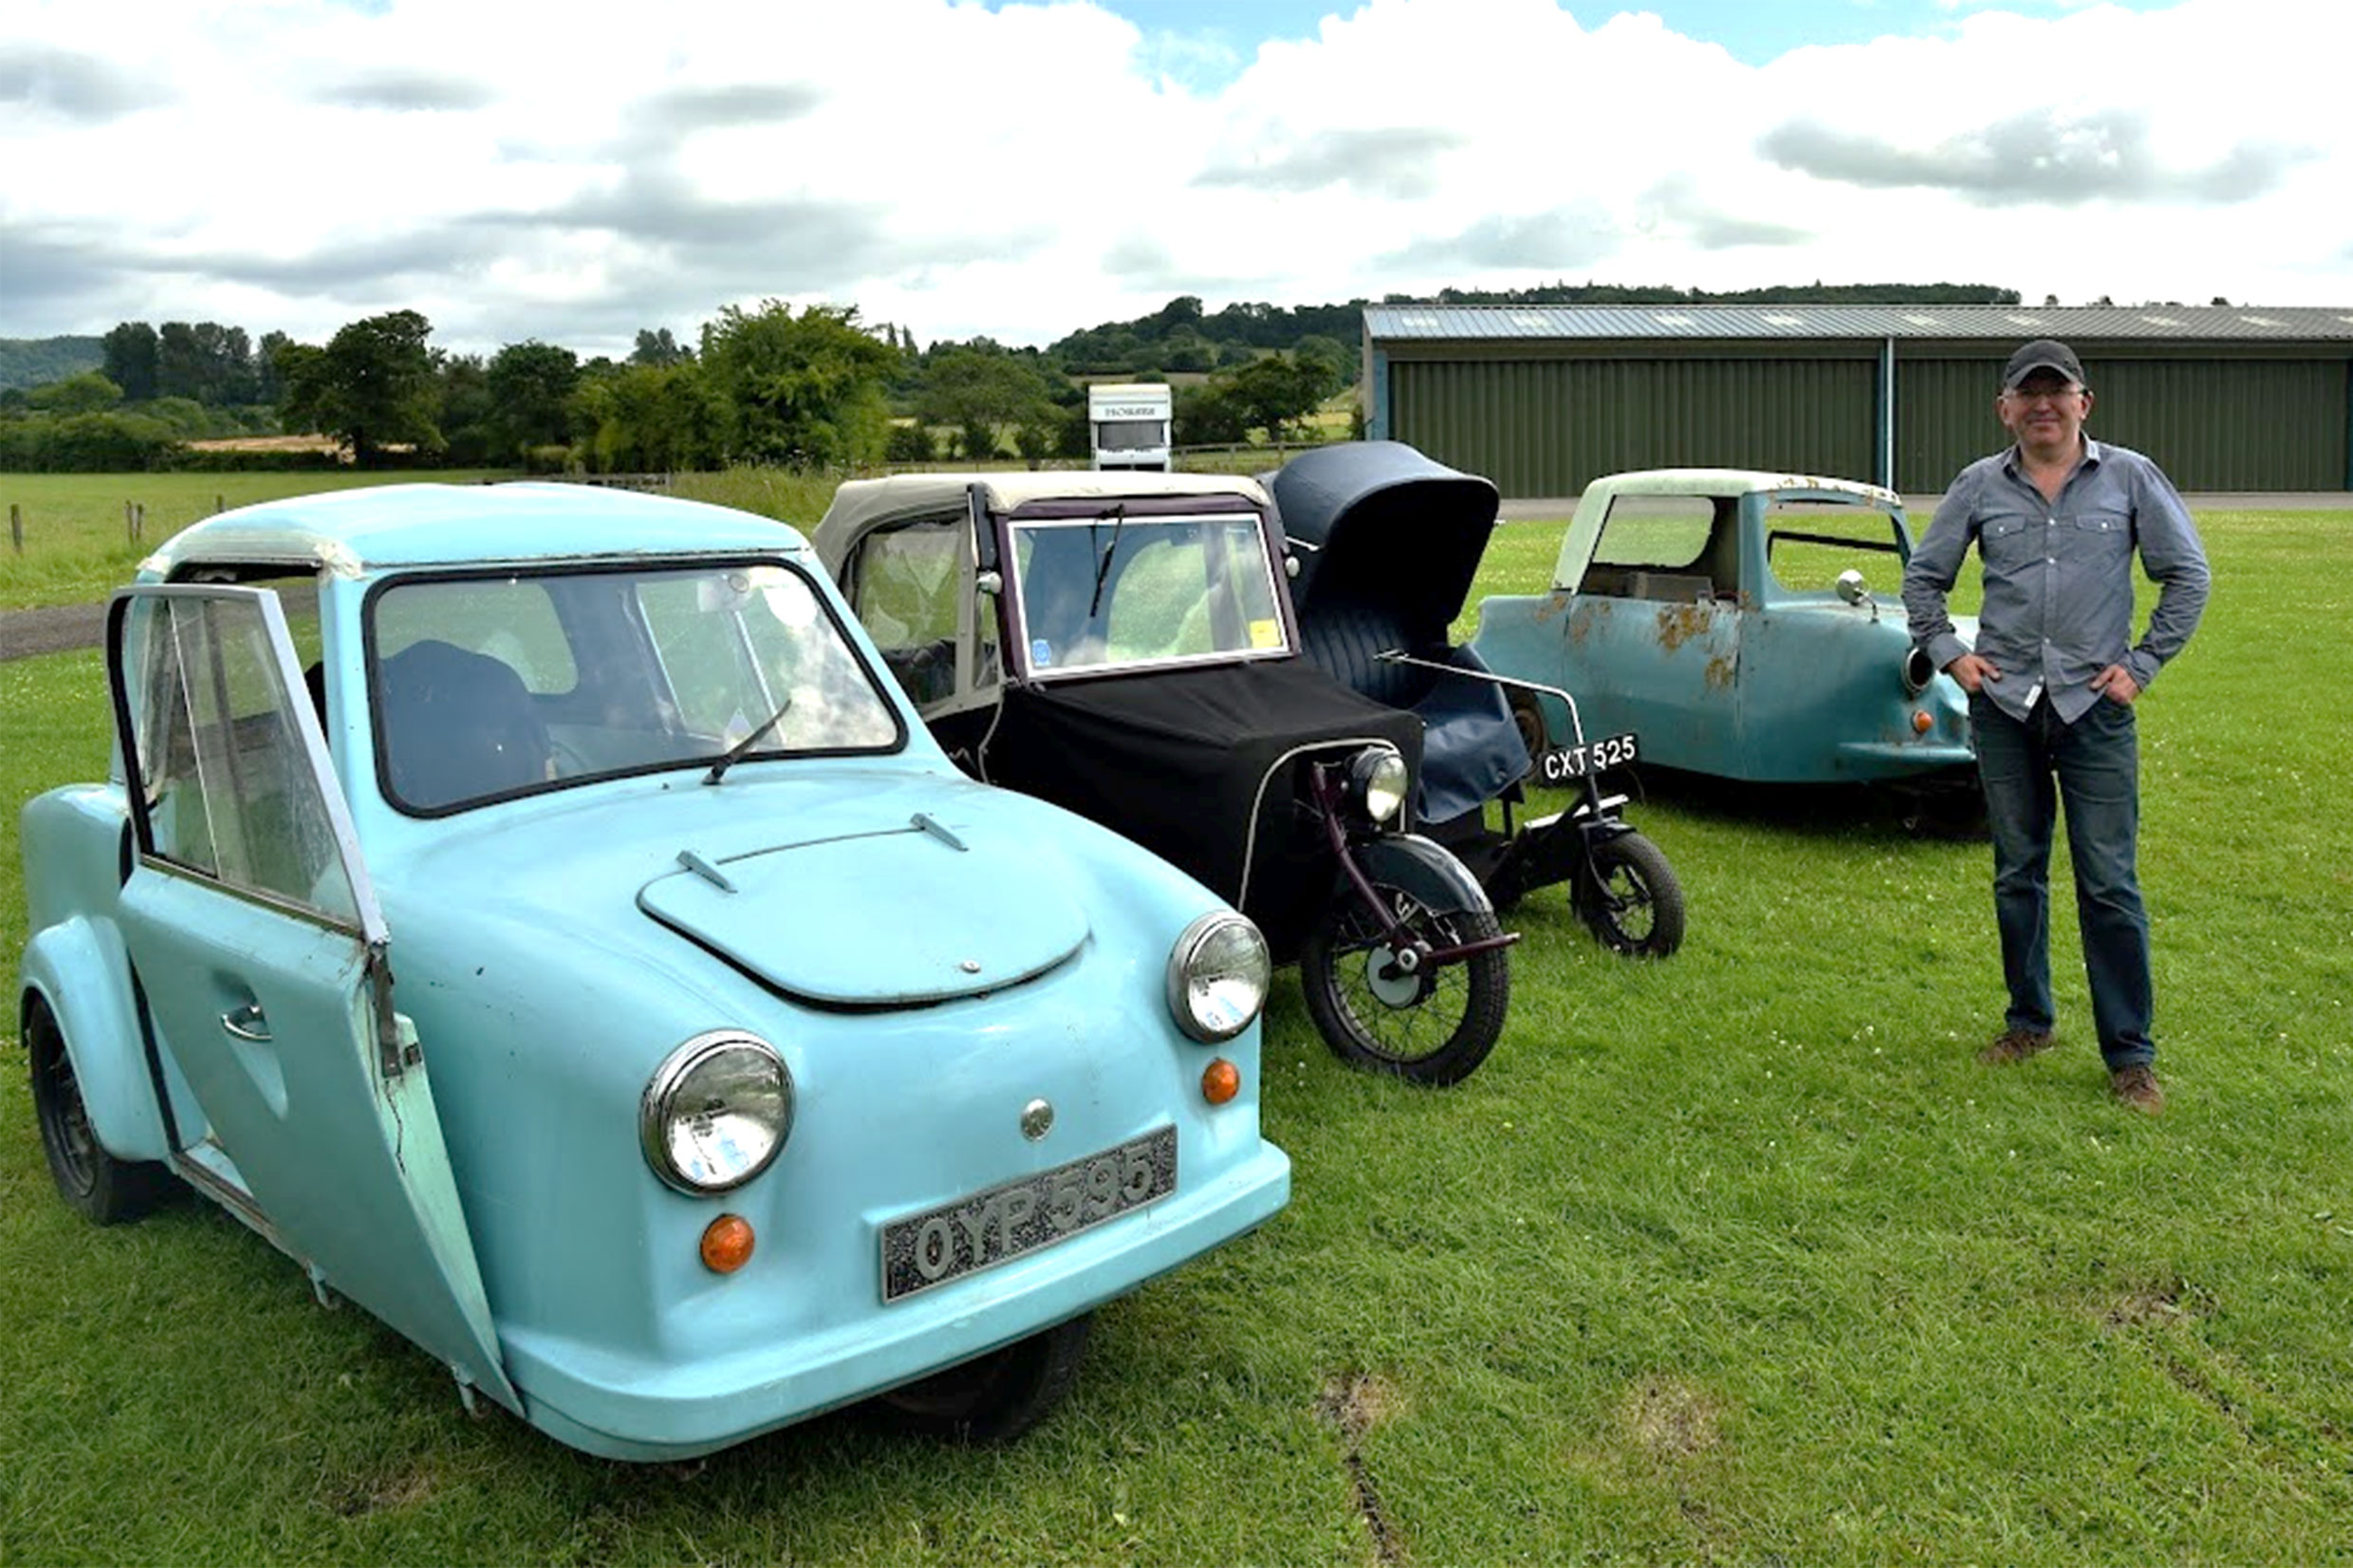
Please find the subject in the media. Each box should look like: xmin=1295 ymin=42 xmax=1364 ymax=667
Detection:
xmin=1362 ymin=303 xmax=2353 ymax=344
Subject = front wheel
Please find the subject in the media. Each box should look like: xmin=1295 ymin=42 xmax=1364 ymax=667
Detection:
xmin=1578 ymin=831 xmax=1685 ymax=958
xmin=26 ymin=997 xmax=172 ymax=1225
xmin=1300 ymin=884 xmax=1510 ymax=1087
xmin=867 ymin=1313 xmax=1093 ymax=1444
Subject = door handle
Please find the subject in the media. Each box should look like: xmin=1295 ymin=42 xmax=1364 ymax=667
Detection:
xmin=221 ymin=1001 xmax=271 ymax=1042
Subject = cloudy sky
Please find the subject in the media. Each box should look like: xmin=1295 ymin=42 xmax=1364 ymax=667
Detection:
xmin=3 ymin=0 xmax=2343 ymax=359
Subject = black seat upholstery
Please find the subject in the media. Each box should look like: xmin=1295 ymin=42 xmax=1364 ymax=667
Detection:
xmin=378 ymin=639 xmax=551 ymax=809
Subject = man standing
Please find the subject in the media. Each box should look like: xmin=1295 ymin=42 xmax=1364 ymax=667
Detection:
xmin=1903 ymin=339 xmax=2211 ymax=1114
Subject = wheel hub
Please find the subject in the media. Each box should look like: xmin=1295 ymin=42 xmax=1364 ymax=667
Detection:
xmin=1365 ymin=945 xmax=1427 ymax=1007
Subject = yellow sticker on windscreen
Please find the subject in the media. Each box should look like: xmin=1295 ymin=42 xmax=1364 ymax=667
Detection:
xmin=1249 ymin=618 xmax=1283 ymax=649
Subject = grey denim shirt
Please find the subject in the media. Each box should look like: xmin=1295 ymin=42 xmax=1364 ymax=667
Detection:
xmin=1902 ymin=437 xmax=2211 ymax=724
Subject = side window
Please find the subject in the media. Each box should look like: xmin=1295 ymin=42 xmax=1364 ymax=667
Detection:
xmin=849 ymin=518 xmax=963 ymax=705
xmin=1763 ymin=502 xmax=1908 ymax=596
xmin=1581 ymin=496 xmax=1729 ymax=603
xmin=122 ymin=594 xmax=361 ymax=926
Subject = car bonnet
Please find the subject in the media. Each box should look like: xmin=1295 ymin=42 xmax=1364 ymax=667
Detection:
xmin=637 ymin=816 xmax=1089 ymax=1005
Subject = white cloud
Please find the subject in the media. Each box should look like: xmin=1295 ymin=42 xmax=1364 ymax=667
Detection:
xmin=0 ymin=0 xmax=2344 ymax=356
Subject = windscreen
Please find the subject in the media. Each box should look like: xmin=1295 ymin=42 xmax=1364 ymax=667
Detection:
xmin=368 ymin=562 xmax=901 ymax=813
xmin=1009 ymin=511 xmax=1288 ymax=677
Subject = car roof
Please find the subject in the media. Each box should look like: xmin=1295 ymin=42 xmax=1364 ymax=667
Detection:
xmin=813 ymin=470 xmax=1269 ymax=569
xmin=139 ymin=482 xmax=807 ymax=579
xmin=1583 ymin=469 xmax=1901 ymax=507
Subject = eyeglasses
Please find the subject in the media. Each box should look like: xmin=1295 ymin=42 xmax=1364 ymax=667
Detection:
xmin=2005 ymin=385 xmax=2084 ymax=404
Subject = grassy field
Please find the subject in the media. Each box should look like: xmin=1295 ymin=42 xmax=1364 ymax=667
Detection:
xmin=3 ymin=499 xmax=2351 ymax=1564
xmin=0 ymin=471 xmax=517 ymax=611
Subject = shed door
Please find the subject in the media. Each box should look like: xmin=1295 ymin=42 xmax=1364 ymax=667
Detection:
xmin=106 ymin=584 xmax=517 ymax=1411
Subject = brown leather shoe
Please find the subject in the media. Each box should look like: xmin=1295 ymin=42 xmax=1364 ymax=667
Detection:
xmin=2111 ymin=1064 xmax=2165 ymax=1115
xmin=1979 ymin=1027 xmax=2056 ymax=1064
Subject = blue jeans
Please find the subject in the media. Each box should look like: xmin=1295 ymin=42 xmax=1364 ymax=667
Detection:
xmin=1969 ymin=694 xmax=2155 ymax=1070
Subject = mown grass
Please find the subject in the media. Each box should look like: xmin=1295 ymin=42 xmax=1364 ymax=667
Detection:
xmin=3 ymin=506 xmax=2351 ymax=1564
xmin=0 ymin=471 xmax=517 ymax=610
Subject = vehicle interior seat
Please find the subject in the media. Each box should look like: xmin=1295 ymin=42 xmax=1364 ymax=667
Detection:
xmin=377 ymin=638 xmax=553 ymax=809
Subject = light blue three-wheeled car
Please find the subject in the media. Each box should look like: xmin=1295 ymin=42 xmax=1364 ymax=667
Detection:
xmin=17 ymin=482 xmax=1288 ymax=1457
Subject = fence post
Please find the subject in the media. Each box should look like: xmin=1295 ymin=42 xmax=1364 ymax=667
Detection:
xmin=125 ymin=500 xmax=135 ymax=543
xmin=9 ymin=504 xmax=20 ymax=554
xmin=215 ymin=493 xmax=225 ymax=514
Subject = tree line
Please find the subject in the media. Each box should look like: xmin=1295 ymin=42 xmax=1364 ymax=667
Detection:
xmin=1 ymin=280 xmax=2023 ymax=472
xmin=1 ymin=302 xmax=1359 ymax=472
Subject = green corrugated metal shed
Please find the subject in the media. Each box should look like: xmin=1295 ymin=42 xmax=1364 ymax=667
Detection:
xmin=1362 ymin=304 xmax=2353 ymax=495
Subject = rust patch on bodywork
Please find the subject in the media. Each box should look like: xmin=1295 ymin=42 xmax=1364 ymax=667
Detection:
xmin=1653 ymin=603 xmax=1711 ymax=651
xmin=1704 ymin=653 xmax=1735 ymax=690
xmin=1533 ymin=590 xmax=1574 ymax=625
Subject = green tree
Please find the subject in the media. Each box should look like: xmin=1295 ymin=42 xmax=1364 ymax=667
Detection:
xmin=915 ymin=343 xmax=1058 ymax=450
xmin=631 ymin=328 xmax=692 ymax=367
xmin=1294 ymin=334 xmax=1351 ymax=400
xmin=579 ymin=360 xmax=726 ymax=473
xmin=1220 ymin=354 xmax=1326 ymax=445
xmin=275 ymin=309 xmax=443 ymax=467
xmin=699 ymin=301 xmax=899 ymax=467
xmin=28 ymin=371 xmax=124 ymax=416
xmin=102 ymin=323 xmax=159 ymax=401
xmin=486 ymin=340 xmax=582 ymax=458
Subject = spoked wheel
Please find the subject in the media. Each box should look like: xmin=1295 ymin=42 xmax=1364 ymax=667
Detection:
xmin=1578 ymin=831 xmax=1685 ymax=958
xmin=26 ymin=997 xmax=171 ymax=1225
xmin=1300 ymin=883 xmax=1510 ymax=1087
xmin=868 ymin=1313 xmax=1093 ymax=1444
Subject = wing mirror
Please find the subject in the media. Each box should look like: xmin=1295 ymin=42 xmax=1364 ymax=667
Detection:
xmin=1835 ymin=569 xmax=1879 ymax=620
xmin=976 ymin=570 xmax=1002 ymax=595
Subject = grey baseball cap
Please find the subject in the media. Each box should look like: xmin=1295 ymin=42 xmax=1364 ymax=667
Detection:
xmin=2002 ymin=339 xmax=2085 ymax=390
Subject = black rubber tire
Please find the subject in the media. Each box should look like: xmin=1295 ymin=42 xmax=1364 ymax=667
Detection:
xmin=1578 ymin=831 xmax=1685 ymax=958
xmin=1510 ymin=696 xmax=1547 ymax=775
xmin=26 ymin=996 xmax=172 ymax=1225
xmin=868 ymin=1313 xmax=1093 ymax=1444
xmin=1300 ymin=884 xmax=1510 ymax=1087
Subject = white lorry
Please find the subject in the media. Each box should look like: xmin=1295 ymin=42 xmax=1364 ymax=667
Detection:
xmin=1086 ymin=382 xmax=1174 ymax=471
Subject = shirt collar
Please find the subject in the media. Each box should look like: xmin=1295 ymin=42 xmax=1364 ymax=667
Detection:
xmin=2001 ymin=434 xmax=2103 ymax=479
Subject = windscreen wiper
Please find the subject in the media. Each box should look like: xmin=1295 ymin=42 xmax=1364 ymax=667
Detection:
xmin=1087 ymin=503 xmax=1126 ymax=619
xmin=703 ymin=694 xmax=793 ymax=785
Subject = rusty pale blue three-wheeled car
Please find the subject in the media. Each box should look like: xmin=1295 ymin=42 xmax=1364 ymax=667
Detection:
xmin=17 ymin=482 xmax=1289 ymax=1456
xmin=1471 ymin=468 xmax=1980 ymax=826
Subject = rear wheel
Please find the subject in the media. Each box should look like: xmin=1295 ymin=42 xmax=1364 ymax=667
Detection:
xmin=869 ymin=1314 xmax=1093 ymax=1444
xmin=1578 ymin=831 xmax=1685 ymax=958
xmin=26 ymin=996 xmax=171 ymax=1225
xmin=1301 ymin=883 xmax=1510 ymax=1086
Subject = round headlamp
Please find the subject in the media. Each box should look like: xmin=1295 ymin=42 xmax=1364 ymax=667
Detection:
xmin=1349 ymin=746 xmax=1410 ymax=825
xmin=639 ymin=1031 xmax=793 ymax=1194
xmin=1167 ymin=911 xmax=1270 ymax=1043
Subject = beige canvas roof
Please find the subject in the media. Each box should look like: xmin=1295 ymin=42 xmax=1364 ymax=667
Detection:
xmin=813 ymin=470 xmax=1269 ymax=572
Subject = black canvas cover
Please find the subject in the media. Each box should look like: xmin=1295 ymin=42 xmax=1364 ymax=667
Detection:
xmin=1268 ymin=440 xmax=1500 ymax=643
xmin=983 ymin=658 xmax=1421 ymax=952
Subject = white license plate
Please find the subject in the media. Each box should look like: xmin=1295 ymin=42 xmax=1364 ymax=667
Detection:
xmin=880 ymin=1126 xmax=1177 ymax=1301
xmin=1537 ymin=731 xmax=1639 ymax=784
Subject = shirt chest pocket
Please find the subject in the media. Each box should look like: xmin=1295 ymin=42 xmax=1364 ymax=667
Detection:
xmin=1979 ymin=514 xmax=2037 ymax=569
xmin=2060 ymin=509 xmax=2133 ymax=564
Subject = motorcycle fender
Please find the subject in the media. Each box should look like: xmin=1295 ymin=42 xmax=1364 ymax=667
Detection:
xmin=20 ymin=916 xmax=174 ymax=1163
xmin=1353 ymin=834 xmax=1494 ymax=920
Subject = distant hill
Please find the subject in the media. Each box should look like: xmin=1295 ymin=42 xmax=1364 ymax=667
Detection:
xmin=0 ymin=335 xmax=105 ymax=393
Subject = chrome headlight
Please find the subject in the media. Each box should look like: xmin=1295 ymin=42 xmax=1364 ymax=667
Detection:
xmin=639 ymin=1031 xmax=793 ymax=1194
xmin=1166 ymin=911 xmax=1270 ymax=1043
xmin=1348 ymin=746 xmax=1410 ymax=825
xmin=1902 ymin=646 xmax=1936 ymax=696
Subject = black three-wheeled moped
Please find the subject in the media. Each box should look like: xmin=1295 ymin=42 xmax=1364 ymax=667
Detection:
xmin=814 ymin=471 xmax=1514 ymax=1085
xmin=1266 ymin=441 xmax=1685 ymax=956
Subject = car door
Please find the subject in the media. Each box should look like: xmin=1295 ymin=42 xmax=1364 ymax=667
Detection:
xmin=106 ymin=584 xmax=518 ymax=1411
xmin=1559 ymin=493 xmax=1743 ymax=774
